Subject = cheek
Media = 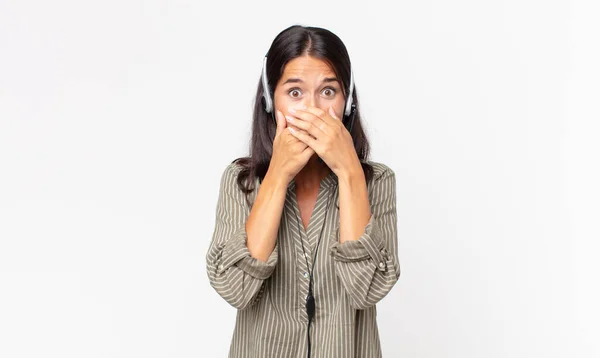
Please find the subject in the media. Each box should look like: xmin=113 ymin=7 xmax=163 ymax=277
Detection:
xmin=333 ymin=98 xmax=346 ymax=116
xmin=273 ymin=92 xmax=294 ymax=113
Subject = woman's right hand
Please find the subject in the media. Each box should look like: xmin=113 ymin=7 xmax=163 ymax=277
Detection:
xmin=268 ymin=109 xmax=315 ymax=184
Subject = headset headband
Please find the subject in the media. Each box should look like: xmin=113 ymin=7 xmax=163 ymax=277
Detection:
xmin=261 ymin=56 xmax=274 ymax=113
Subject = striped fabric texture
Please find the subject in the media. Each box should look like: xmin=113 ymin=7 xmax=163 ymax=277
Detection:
xmin=206 ymin=160 xmax=401 ymax=357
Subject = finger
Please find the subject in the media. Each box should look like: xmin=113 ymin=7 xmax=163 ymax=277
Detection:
xmin=300 ymin=144 xmax=315 ymax=163
xmin=286 ymin=113 xmax=326 ymax=139
xmin=285 ymin=118 xmax=313 ymax=139
xmin=288 ymin=126 xmax=319 ymax=149
xmin=295 ymin=106 xmax=336 ymax=127
xmin=275 ymin=110 xmax=286 ymax=137
xmin=328 ymin=106 xmax=341 ymax=121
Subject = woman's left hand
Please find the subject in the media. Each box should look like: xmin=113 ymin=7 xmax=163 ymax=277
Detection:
xmin=284 ymin=105 xmax=361 ymax=177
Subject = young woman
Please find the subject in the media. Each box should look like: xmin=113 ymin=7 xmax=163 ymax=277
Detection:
xmin=206 ymin=24 xmax=401 ymax=358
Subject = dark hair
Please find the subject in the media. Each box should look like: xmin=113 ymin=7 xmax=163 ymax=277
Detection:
xmin=232 ymin=25 xmax=374 ymax=205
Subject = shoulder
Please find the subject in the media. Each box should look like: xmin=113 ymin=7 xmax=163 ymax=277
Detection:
xmin=363 ymin=161 xmax=396 ymax=205
xmin=217 ymin=160 xmax=245 ymax=192
xmin=364 ymin=160 xmax=395 ymax=181
xmin=220 ymin=158 xmax=248 ymax=179
xmin=224 ymin=160 xmax=244 ymax=176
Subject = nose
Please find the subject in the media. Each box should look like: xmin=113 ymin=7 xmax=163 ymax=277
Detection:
xmin=301 ymin=93 xmax=323 ymax=110
xmin=301 ymin=96 xmax=316 ymax=109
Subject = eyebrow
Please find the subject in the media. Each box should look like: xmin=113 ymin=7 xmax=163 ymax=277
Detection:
xmin=281 ymin=77 xmax=339 ymax=85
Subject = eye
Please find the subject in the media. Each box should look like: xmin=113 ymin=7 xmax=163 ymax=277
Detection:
xmin=288 ymin=88 xmax=302 ymax=98
xmin=321 ymin=87 xmax=337 ymax=97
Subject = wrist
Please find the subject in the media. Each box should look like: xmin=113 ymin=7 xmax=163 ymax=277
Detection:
xmin=338 ymin=169 xmax=363 ymax=187
xmin=264 ymin=167 xmax=290 ymax=191
xmin=338 ymin=161 xmax=364 ymax=184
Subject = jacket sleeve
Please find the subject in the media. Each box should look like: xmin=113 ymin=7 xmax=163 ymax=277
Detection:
xmin=206 ymin=163 xmax=279 ymax=310
xmin=328 ymin=166 xmax=401 ymax=309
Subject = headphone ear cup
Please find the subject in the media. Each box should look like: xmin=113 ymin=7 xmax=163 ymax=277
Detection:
xmin=345 ymin=103 xmax=356 ymax=132
xmin=342 ymin=114 xmax=350 ymax=131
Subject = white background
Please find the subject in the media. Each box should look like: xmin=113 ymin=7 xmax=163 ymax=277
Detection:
xmin=1 ymin=0 xmax=598 ymax=357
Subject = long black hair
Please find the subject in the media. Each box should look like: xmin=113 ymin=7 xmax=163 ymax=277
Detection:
xmin=232 ymin=25 xmax=374 ymax=205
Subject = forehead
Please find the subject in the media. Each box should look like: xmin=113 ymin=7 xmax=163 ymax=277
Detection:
xmin=281 ymin=55 xmax=336 ymax=79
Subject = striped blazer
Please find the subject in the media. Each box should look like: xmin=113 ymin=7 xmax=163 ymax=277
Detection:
xmin=206 ymin=160 xmax=400 ymax=357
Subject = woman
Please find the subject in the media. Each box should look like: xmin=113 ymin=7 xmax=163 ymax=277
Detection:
xmin=206 ymin=25 xmax=400 ymax=358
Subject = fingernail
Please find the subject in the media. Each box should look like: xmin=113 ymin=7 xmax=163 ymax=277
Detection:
xmin=288 ymin=108 xmax=296 ymax=114
xmin=285 ymin=115 xmax=295 ymax=122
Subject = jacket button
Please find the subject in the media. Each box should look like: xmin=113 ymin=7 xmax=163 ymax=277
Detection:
xmin=378 ymin=262 xmax=385 ymax=269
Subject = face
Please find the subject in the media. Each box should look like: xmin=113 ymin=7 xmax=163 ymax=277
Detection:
xmin=273 ymin=55 xmax=346 ymax=121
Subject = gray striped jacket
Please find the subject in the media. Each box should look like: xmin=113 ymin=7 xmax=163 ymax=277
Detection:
xmin=206 ymin=160 xmax=400 ymax=357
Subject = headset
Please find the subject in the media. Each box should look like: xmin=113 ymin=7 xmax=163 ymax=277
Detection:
xmin=260 ymin=55 xmax=357 ymax=133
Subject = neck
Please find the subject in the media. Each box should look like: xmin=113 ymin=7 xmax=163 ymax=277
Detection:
xmin=294 ymin=155 xmax=330 ymax=190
